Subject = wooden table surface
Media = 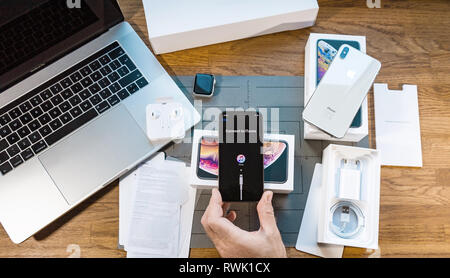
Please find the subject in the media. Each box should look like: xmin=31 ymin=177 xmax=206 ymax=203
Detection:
xmin=0 ymin=0 xmax=449 ymax=258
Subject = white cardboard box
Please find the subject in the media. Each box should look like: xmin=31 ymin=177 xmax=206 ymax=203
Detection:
xmin=304 ymin=33 xmax=368 ymax=142
xmin=189 ymin=129 xmax=295 ymax=194
xmin=317 ymin=144 xmax=380 ymax=249
xmin=143 ymin=0 xmax=319 ymax=54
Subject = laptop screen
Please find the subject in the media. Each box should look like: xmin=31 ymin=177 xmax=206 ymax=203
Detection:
xmin=0 ymin=0 xmax=123 ymax=93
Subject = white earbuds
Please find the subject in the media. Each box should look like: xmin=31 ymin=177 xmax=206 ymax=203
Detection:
xmin=146 ymin=102 xmax=186 ymax=142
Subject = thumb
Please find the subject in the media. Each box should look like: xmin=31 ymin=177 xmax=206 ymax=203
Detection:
xmin=256 ymin=191 xmax=278 ymax=234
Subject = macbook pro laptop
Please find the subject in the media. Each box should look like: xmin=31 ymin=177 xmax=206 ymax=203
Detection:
xmin=0 ymin=0 xmax=200 ymax=243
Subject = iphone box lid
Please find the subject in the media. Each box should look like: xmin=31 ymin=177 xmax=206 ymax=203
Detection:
xmin=143 ymin=0 xmax=318 ymax=54
xmin=190 ymin=129 xmax=295 ymax=194
xmin=304 ymin=33 xmax=368 ymax=142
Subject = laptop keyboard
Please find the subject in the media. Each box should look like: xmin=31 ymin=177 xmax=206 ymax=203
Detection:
xmin=0 ymin=41 xmax=149 ymax=176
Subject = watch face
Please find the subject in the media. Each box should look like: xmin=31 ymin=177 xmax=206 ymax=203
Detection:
xmin=194 ymin=74 xmax=214 ymax=96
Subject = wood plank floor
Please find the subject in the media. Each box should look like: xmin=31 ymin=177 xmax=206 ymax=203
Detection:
xmin=0 ymin=0 xmax=449 ymax=257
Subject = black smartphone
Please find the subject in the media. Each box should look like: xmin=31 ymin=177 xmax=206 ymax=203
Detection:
xmin=219 ymin=111 xmax=264 ymax=202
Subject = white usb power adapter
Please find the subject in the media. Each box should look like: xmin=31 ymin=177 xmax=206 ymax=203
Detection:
xmin=338 ymin=160 xmax=361 ymax=200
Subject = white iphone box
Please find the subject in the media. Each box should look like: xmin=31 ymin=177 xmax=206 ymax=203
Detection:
xmin=317 ymin=144 xmax=381 ymax=249
xmin=304 ymin=33 xmax=369 ymax=142
xmin=144 ymin=0 xmax=319 ymax=54
xmin=190 ymin=129 xmax=295 ymax=194
xmin=303 ymin=45 xmax=381 ymax=138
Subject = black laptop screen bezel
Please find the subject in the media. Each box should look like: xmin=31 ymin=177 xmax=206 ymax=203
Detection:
xmin=0 ymin=0 xmax=124 ymax=93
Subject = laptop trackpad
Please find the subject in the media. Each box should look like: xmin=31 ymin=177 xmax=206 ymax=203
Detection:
xmin=39 ymin=105 xmax=153 ymax=205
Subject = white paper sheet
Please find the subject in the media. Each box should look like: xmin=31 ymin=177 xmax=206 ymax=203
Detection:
xmin=374 ymin=84 xmax=423 ymax=167
xmin=118 ymin=153 xmax=165 ymax=247
xmin=119 ymin=153 xmax=196 ymax=258
xmin=295 ymin=164 xmax=344 ymax=258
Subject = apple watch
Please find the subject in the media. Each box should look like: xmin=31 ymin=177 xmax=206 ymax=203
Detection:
xmin=193 ymin=73 xmax=215 ymax=98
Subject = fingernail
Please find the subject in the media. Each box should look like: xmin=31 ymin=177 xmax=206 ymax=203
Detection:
xmin=266 ymin=191 xmax=273 ymax=202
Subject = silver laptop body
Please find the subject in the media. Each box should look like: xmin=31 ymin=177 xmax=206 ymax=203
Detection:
xmin=0 ymin=6 xmax=200 ymax=243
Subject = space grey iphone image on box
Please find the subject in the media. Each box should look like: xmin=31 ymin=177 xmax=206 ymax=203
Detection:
xmin=303 ymin=44 xmax=381 ymax=138
xmin=219 ymin=111 xmax=264 ymax=202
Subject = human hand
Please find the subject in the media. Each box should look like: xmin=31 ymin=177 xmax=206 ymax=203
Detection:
xmin=201 ymin=188 xmax=287 ymax=258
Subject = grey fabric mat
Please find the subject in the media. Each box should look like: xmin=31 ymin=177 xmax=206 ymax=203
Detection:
xmin=164 ymin=76 xmax=369 ymax=248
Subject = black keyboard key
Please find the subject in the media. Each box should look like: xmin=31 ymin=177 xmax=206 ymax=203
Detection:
xmin=9 ymin=119 xmax=22 ymax=131
xmin=109 ymin=60 xmax=121 ymax=70
xmin=7 ymin=144 xmax=20 ymax=157
xmin=49 ymin=107 xmax=62 ymax=118
xmin=40 ymin=89 xmax=52 ymax=100
xmin=49 ymin=119 xmax=62 ymax=130
xmin=80 ymin=66 xmax=92 ymax=77
xmin=99 ymin=55 xmax=111 ymax=65
xmin=117 ymin=66 xmax=130 ymax=77
xmin=10 ymin=155 xmax=23 ymax=168
xmin=39 ymin=125 xmax=52 ymax=137
xmin=0 ymin=151 xmax=8 ymax=164
xmin=0 ymin=162 xmax=12 ymax=175
xmin=61 ymin=89 xmax=73 ymax=100
xmin=59 ymin=101 xmax=72 ymax=113
xmin=107 ymin=95 xmax=120 ymax=106
xmin=61 ymin=77 xmax=73 ymax=89
xmin=118 ymin=54 xmax=136 ymax=70
xmin=127 ymin=83 xmax=139 ymax=94
xmin=99 ymin=88 xmax=112 ymax=99
xmin=51 ymin=94 xmax=63 ymax=106
xmin=6 ymin=132 xmax=19 ymax=145
xmin=0 ymin=125 xmax=12 ymax=137
xmin=98 ymin=77 xmax=111 ymax=88
xmin=136 ymin=77 xmax=149 ymax=88
xmin=89 ymin=94 xmax=102 ymax=105
xmin=0 ymin=139 xmax=8 ymax=152
xmin=60 ymin=113 xmax=73 ymax=124
xmin=89 ymin=60 xmax=102 ymax=71
xmin=90 ymin=71 xmax=102 ymax=82
xmin=80 ymin=100 xmax=93 ymax=112
xmin=45 ymin=109 xmax=98 ymax=147
xmin=0 ymin=114 xmax=11 ymax=125
xmin=38 ymin=114 xmax=51 ymax=125
xmin=31 ymin=140 xmax=47 ymax=154
xmin=69 ymin=95 xmax=82 ymax=107
xmin=70 ymin=83 xmax=83 ymax=94
xmin=9 ymin=107 xmax=22 ymax=119
xmin=50 ymin=83 xmax=63 ymax=95
xmin=109 ymin=82 xmax=121 ymax=94
xmin=81 ymin=76 xmax=93 ymax=88
xmin=70 ymin=71 xmax=82 ymax=83
xmin=21 ymin=148 xmax=34 ymax=161
xmin=109 ymin=47 xmax=125 ymax=60
xmin=117 ymin=89 xmax=130 ymax=100
xmin=88 ymin=83 xmax=101 ymax=94
xmin=41 ymin=101 xmax=54 ymax=112
xmin=29 ymin=119 xmax=41 ymax=132
xmin=79 ymin=89 xmax=92 ymax=100
xmin=17 ymin=126 xmax=31 ymax=138
xmin=19 ymin=102 xmax=32 ymax=113
xmin=95 ymin=101 xmax=111 ymax=114
xmin=118 ymin=70 xmax=143 ymax=88
xmin=107 ymin=72 xmax=120 ymax=83
xmin=100 ymin=65 xmax=112 ymax=76
xmin=69 ymin=106 xmax=82 ymax=118
xmin=30 ymin=106 xmax=43 ymax=118
xmin=29 ymin=131 xmax=41 ymax=144
xmin=18 ymin=138 xmax=31 ymax=150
